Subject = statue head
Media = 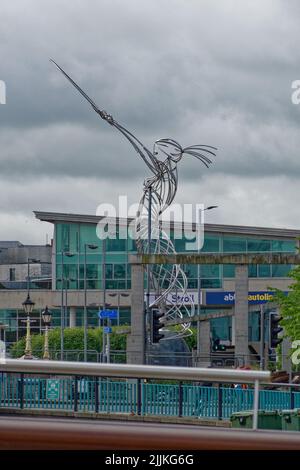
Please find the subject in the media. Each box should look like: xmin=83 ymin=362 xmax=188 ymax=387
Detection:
xmin=153 ymin=139 xmax=183 ymax=163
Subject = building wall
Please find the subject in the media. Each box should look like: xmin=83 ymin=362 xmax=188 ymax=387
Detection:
xmin=1 ymin=215 xmax=299 ymax=348
xmin=0 ymin=264 xmax=41 ymax=282
xmin=0 ymin=244 xmax=51 ymax=288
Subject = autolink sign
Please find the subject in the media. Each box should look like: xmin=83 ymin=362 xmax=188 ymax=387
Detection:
xmin=206 ymin=290 xmax=288 ymax=305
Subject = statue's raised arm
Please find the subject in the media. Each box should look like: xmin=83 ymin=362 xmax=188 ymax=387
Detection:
xmin=50 ymin=59 xmax=157 ymax=173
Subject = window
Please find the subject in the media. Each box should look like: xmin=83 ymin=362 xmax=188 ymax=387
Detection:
xmin=258 ymin=264 xmax=271 ymax=277
xmin=9 ymin=268 xmax=15 ymax=281
xmin=114 ymin=264 xmax=126 ymax=279
xmin=272 ymin=264 xmax=292 ymax=277
xmin=272 ymin=240 xmax=297 ymax=252
xmin=248 ymin=265 xmax=257 ymax=277
xmin=106 ymin=235 xmax=126 ymax=252
xmin=247 ymin=239 xmax=271 ymax=252
xmin=202 ymin=235 xmax=220 ymax=252
xmin=174 ymin=238 xmax=187 ymax=252
xmin=211 ymin=316 xmax=231 ymax=341
xmin=201 ymin=279 xmax=222 ymax=288
xmin=200 ymin=264 xmax=220 ymax=278
xmin=223 ymin=265 xmax=235 ymax=277
xmin=223 ymin=236 xmax=246 ymax=252
xmin=105 ymin=264 xmax=113 ymax=279
xmin=56 ymin=223 xmax=79 ymax=253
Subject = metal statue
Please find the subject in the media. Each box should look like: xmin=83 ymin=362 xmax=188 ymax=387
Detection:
xmin=51 ymin=60 xmax=216 ymax=338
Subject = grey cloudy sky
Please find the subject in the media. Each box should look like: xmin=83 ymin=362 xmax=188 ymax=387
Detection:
xmin=1 ymin=0 xmax=300 ymax=244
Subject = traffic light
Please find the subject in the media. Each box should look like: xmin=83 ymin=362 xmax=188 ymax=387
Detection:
xmin=270 ymin=313 xmax=283 ymax=348
xmin=212 ymin=338 xmax=226 ymax=352
xmin=151 ymin=309 xmax=165 ymax=344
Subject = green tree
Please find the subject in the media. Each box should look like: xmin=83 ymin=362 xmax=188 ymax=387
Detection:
xmin=270 ymin=264 xmax=300 ymax=342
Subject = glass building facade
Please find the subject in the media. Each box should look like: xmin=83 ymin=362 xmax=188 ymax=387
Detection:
xmin=55 ymin=222 xmax=296 ymax=291
xmin=0 ymin=214 xmax=298 ymax=348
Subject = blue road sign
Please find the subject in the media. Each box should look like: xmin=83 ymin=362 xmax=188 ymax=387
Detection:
xmin=98 ymin=310 xmax=118 ymax=319
xmin=104 ymin=326 xmax=112 ymax=334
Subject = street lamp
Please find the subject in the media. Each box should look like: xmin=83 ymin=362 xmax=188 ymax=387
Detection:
xmin=83 ymin=243 xmax=98 ymax=362
xmin=22 ymin=294 xmax=35 ymax=359
xmin=96 ymin=226 xmax=114 ymax=363
xmin=197 ymin=205 xmax=218 ymax=361
xmin=60 ymin=251 xmax=75 ymax=360
xmin=42 ymin=306 xmax=52 ymax=360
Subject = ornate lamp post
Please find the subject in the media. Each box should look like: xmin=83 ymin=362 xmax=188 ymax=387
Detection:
xmin=42 ymin=306 xmax=52 ymax=360
xmin=60 ymin=251 xmax=75 ymax=361
xmin=22 ymin=294 xmax=35 ymax=359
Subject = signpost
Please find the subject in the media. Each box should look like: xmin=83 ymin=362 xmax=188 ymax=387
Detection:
xmin=46 ymin=379 xmax=60 ymax=400
xmin=98 ymin=310 xmax=118 ymax=320
xmin=98 ymin=310 xmax=117 ymax=363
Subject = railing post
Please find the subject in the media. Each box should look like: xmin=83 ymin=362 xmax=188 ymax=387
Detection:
xmin=19 ymin=373 xmax=24 ymax=410
xmin=95 ymin=377 xmax=99 ymax=413
xmin=291 ymin=387 xmax=295 ymax=410
xmin=252 ymin=379 xmax=260 ymax=430
xmin=178 ymin=381 xmax=183 ymax=418
xmin=137 ymin=379 xmax=142 ymax=416
xmin=74 ymin=376 xmax=78 ymax=412
xmin=217 ymin=383 xmax=223 ymax=420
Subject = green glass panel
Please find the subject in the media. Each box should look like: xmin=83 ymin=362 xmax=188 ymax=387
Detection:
xmin=79 ymin=224 xmax=100 ymax=252
xmin=223 ymin=236 xmax=246 ymax=252
xmin=104 ymin=253 xmax=127 ymax=263
xmin=174 ymin=238 xmax=186 ymax=252
xmin=106 ymin=236 xmax=126 ymax=252
xmin=127 ymin=264 xmax=131 ymax=279
xmin=201 ymin=279 xmax=222 ymax=288
xmin=202 ymin=235 xmax=220 ymax=252
xmin=56 ymin=263 xmax=78 ymax=281
xmin=223 ymin=265 xmax=235 ymax=277
xmin=247 ymin=239 xmax=271 ymax=252
xmin=105 ymin=264 xmax=113 ymax=279
xmin=200 ymin=264 xmax=220 ymax=278
xmin=258 ymin=264 xmax=271 ymax=277
xmin=249 ymin=312 xmax=260 ymax=341
xmin=114 ymin=264 xmax=126 ymax=279
xmin=105 ymin=280 xmax=126 ymax=289
xmin=79 ymin=264 xmax=102 ymax=280
xmin=127 ymin=234 xmax=137 ymax=252
xmin=272 ymin=240 xmax=297 ymax=252
xmin=211 ymin=316 xmax=231 ymax=341
xmin=187 ymin=279 xmax=197 ymax=288
xmin=119 ymin=308 xmax=131 ymax=324
xmin=271 ymin=264 xmax=292 ymax=277
xmin=248 ymin=265 xmax=257 ymax=277
xmin=78 ymin=279 xmax=102 ymax=289
xmin=183 ymin=265 xmax=198 ymax=278
xmin=56 ymin=223 xmax=71 ymax=252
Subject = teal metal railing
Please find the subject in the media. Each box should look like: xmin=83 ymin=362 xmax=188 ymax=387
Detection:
xmin=0 ymin=373 xmax=297 ymax=419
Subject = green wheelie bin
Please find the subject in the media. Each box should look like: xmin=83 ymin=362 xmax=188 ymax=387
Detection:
xmin=230 ymin=410 xmax=282 ymax=430
xmin=281 ymin=409 xmax=300 ymax=431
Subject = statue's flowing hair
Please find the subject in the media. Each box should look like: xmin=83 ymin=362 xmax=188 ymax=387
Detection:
xmin=51 ymin=60 xmax=216 ymax=338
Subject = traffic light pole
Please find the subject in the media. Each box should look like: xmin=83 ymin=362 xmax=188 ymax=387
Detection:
xmin=260 ymin=305 xmax=265 ymax=370
xmin=146 ymin=186 xmax=152 ymax=357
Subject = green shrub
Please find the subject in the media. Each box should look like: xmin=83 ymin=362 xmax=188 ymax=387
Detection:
xmin=10 ymin=326 xmax=128 ymax=361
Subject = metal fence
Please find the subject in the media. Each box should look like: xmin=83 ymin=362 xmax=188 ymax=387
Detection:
xmin=1 ymin=372 xmax=293 ymax=420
